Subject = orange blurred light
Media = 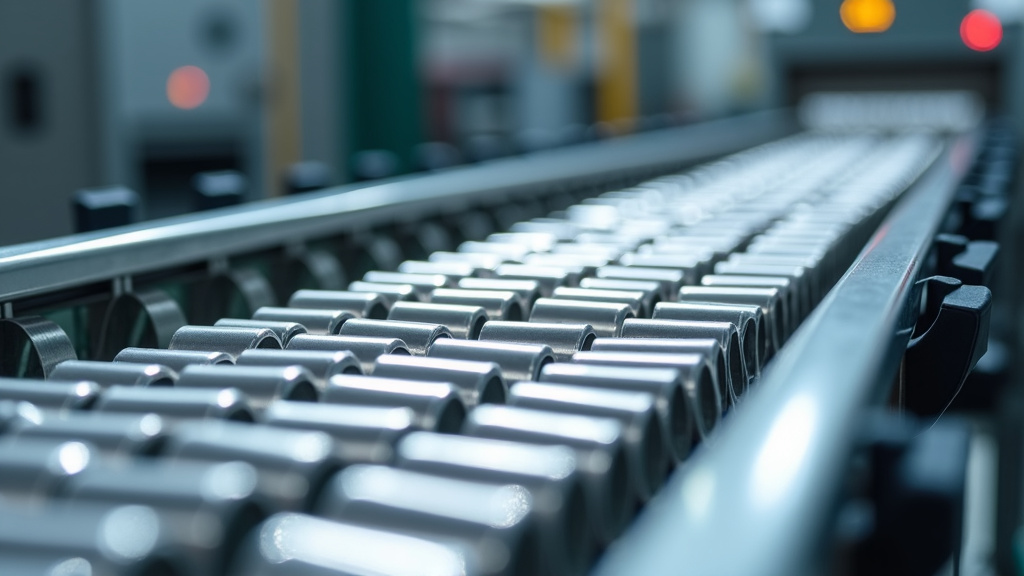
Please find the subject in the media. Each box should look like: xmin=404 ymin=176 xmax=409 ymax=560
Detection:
xmin=166 ymin=65 xmax=210 ymax=110
xmin=961 ymin=10 xmax=1002 ymax=52
xmin=840 ymin=0 xmax=895 ymax=34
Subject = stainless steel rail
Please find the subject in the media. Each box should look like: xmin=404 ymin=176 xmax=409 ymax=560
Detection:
xmin=592 ymin=133 xmax=977 ymax=576
xmin=0 ymin=111 xmax=795 ymax=304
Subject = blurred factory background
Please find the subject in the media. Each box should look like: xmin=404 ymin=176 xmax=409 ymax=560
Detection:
xmin=4 ymin=0 xmax=1017 ymax=245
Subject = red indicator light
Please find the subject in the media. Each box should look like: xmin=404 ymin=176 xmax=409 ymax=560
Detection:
xmin=167 ymin=66 xmax=210 ymax=110
xmin=961 ymin=9 xmax=1002 ymax=52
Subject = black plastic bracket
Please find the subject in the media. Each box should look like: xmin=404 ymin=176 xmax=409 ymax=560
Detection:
xmin=904 ymin=275 xmax=991 ymax=416
xmin=935 ymin=233 xmax=999 ymax=287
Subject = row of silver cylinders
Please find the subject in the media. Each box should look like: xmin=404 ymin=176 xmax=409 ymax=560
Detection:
xmin=0 ymin=132 xmax=940 ymax=576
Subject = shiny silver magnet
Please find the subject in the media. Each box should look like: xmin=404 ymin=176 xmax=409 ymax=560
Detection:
xmin=652 ymin=301 xmax=764 ymax=379
xmin=114 ymin=348 xmax=234 ymax=372
xmin=427 ymin=339 xmax=555 ymax=382
xmin=324 ymin=375 xmax=466 ymax=434
xmin=263 ymin=402 xmax=416 ymax=465
xmin=398 ymin=260 xmax=480 ymax=281
xmin=529 ymin=298 xmax=634 ymax=337
xmin=457 ymin=277 xmax=543 ymax=312
xmin=551 ymin=287 xmax=647 ymax=318
xmin=177 ymin=365 xmax=319 ymax=411
xmin=361 ymin=271 xmax=451 ymax=298
xmin=236 ymin=349 xmax=363 ymax=383
xmin=0 ymin=378 xmax=101 ymax=411
xmin=169 ymin=325 xmax=282 ymax=359
xmin=287 ymin=289 xmax=391 ymax=319
xmin=49 ymin=360 xmax=177 ymax=388
xmin=347 ymin=281 xmax=420 ymax=305
xmin=286 ymin=334 xmax=410 ymax=372
xmin=430 ymin=288 xmax=527 ymax=322
xmin=252 ymin=307 xmax=355 ymax=335
xmin=0 ymin=437 xmax=96 ymax=501
xmin=213 ymin=318 xmax=308 ymax=346
xmin=339 ymin=319 xmax=452 ymax=355
xmin=678 ymin=286 xmax=785 ymax=358
xmin=478 ymin=321 xmax=595 ymax=362
xmin=700 ymin=273 xmax=803 ymax=335
xmin=495 ymin=264 xmax=582 ymax=296
xmin=94 ymin=385 xmax=257 ymax=422
xmin=577 ymin=277 xmax=662 ymax=317
xmin=372 ymin=354 xmax=506 ymax=407
xmin=7 ymin=410 xmax=166 ymax=456
xmin=595 ymin=265 xmax=688 ymax=302
xmin=387 ymin=302 xmax=489 ymax=340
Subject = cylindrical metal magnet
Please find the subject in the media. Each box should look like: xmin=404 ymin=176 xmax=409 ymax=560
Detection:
xmin=713 ymin=261 xmax=812 ymax=330
xmin=114 ymin=348 xmax=235 ymax=372
xmin=214 ymin=318 xmax=308 ymax=346
xmin=652 ymin=301 xmax=764 ymax=379
xmin=507 ymin=382 xmax=666 ymax=502
xmin=252 ymin=307 xmax=355 ymax=335
xmin=617 ymin=253 xmax=707 ymax=283
xmin=387 ymin=302 xmax=489 ymax=340
xmin=287 ymin=290 xmax=391 ymax=319
xmin=263 ymin=402 xmax=415 ymax=465
xmin=169 ymin=325 xmax=282 ymax=359
xmin=7 ymin=411 xmax=166 ymax=456
xmin=464 ymin=404 xmax=632 ymax=544
xmin=324 ymin=375 xmax=466 ymax=434
xmin=286 ymin=334 xmax=410 ymax=372
xmin=590 ymin=336 xmax=738 ymax=403
xmin=457 ymin=240 xmax=532 ymax=261
xmin=0 ymin=502 xmax=188 ymax=576
xmin=339 ymin=318 xmax=452 ymax=355
xmin=577 ymin=277 xmax=662 ymax=316
xmin=431 ymin=288 xmax=527 ymax=322
xmin=595 ymin=265 xmax=688 ymax=302
xmin=456 ymin=277 xmax=543 ymax=312
xmin=427 ymin=339 xmax=555 ymax=382
xmin=395 ymin=432 xmax=592 ymax=576
xmin=620 ymin=318 xmax=745 ymax=405
xmin=430 ymin=249 xmax=505 ymax=271
xmin=539 ymin=363 xmax=693 ymax=462
xmin=162 ymin=421 xmax=341 ymax=512
xmin=529 ymin=298 xmax=634 ymax=337
xmin=495 ymin=264 xmax=581 ymax=296
xmin=700 ymin=273 xmax=802 ymax=338
xmin=230 ymin=512 xmax=481 ymax=576
xmin=478 ymin=321 xmax=595 ymax=362
xmin=62 ymin=459 xmax=266 ymax=576
xmin=316 ymin=464 xmax=541 ymax=576
xmin=49 ymin=360 xmax=178 ymax=388
xmin=94 ymin=386 xmax=257 ymax=422
xmin=0 ymin=379 xmax=101 ymax=410
xmin=236 ymin=349 xmax=363 ymax=383
xmin=347 ymin=281 xmax=420 ymax=305
xmin=678 ymin=286 xmax=785 ymax=357
xmin=372 ymin=354 xmax=506 ymax=407
xmin=177 ymin=365 xmax=319 ymax=411
xmin=398 ymin=259 xmax=480 ymax=280
xmin=571 ymin=351 xmax=718 ymax=442
xmin=0 ymin=437 xmax=95 ymax=501
xmin=361 ymin=271 xmax=451 ymax=298
xmin=552 ymin=287 xmax=648 ymax=318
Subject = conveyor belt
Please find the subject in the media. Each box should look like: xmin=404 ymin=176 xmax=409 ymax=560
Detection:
xmin=0 ymin=110 xmax=996 ymax=575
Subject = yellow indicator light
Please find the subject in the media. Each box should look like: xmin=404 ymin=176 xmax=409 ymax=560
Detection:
xmin=840 ymin=0 xmax=895 ymax=34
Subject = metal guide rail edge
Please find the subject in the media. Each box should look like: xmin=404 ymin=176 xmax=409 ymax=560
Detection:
xmin=0 ymin=110 xmax=1003 ymax=576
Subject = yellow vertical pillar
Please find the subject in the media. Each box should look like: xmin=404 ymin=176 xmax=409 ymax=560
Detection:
xmin=265 ymin=0 xmax=302 ymax=196
xmin=537 ymin=5 xmax=578 ymax=70
xmin=596 ymin=0 xmax=637 ymax=132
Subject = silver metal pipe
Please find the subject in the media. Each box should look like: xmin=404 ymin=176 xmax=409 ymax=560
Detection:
xmin=539 ymin=363 xmax=694 ymax=462
xmin=7 ymin=410 xmax=167 ymax=456
xmin=287 ymin=290 xmax=391 ymax=319
xmin=49 ymin=360 xmax=178 ymax=388
xmin=387 ymin=302 xmax=489 ymax=339
xmin=286 ymin=334 xmax=410 ymax=372
xmin=214 ymin=318 xmax=308 ymax=346
xmin=431 ymin=288 xmax=527 ymax=322
xmin=427 ymin=339 xmax=555 ymax=382
xmin=0 ymin=437 xmax=96 ymax=501
xmin=464 ymin=404 xmax=633 ymax=545
xmin=324 ymin=375 xmax=466 ymax=434
xmin=94 ymin=385 xmax=257 ymax=422
xmin=114 ymin=348 xmax=234 ymax=372
xmin=163 ymin=421 xmax=341 ymax=512
xmin=169 ymin=326 xmax=282 ymax=359
xmin=495 ymin=264 xmax=583 ymax=296
xmin=595 ymin=265 xmax=687 ymax=302
xmin=430 ymin=250 xmax=505 ymax=272
xmin=252 ymin=307 xmax=355 ymax=335
xmin=620 ymin=319 xmax=745 ymax=406
xmin=372 ymin=354 xmax=507 ymax=407
xmin=713 ymin=262 xmax=811 ymax=332
xmin=677 ymin=286 xmax=784 ymax=358
xmin=347 ymin=281 xmax=421 ymax=305
xmin=263 ymin=402 xmax=415 ymax=465
xmin=0 ymin=378 xmax=101 ymax=411
xmin=177 ymin=365 xmax=319 ymax=411
xmin=398 ymin=259 xmax=481 ymax=281
xmin=551 ymin=287 xmax=647 ymax=318
xmin=571 ymin=351 xmax=718 ymax=441
xmin=478 ymin=321 xmax=595 ymax=362
xmin=362 ymin=271 xmax=451 ymax=299
xmin=316 ymin=464 xmax=541 ymax=576
xmin=230 ymin=512 xmax=482 ymax=576
xmin=701 ymin=272 xmax=803 ymax=334
xmin=508 ymin=382 xmax=666 ymax=502
xmin=339 ymin=319 xmax=452 ymax=355
xmin=530 ymin=298 xmax=634 ymax=337
xmin=395 ymin=432 xmax=592 ymax=576
xmin=457 ymin=277 xmax=543 ymax=313
xmin=577 ymin=277 xmax=662 ymax=317
xmin=617 ymin=253 xmax=708 ymax=283
xmin=236 ymin=349 xmax=363 ymax=383
xmin=652 ymin=301 xmax=763 ymax=380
